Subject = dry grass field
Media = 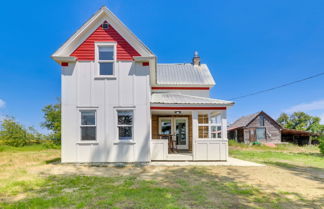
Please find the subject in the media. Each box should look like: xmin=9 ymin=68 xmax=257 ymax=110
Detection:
xmin=0 ymin=144 xmax=323 ymax=208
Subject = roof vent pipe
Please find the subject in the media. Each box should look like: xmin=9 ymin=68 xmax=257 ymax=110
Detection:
xmin=192 ymin=51 xmax=200 ymax=66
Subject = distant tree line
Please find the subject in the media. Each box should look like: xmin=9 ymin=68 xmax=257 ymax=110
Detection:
xmin=0 ymin=100 xmax=61 ymax=147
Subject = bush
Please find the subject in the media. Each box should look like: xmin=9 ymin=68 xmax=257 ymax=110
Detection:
xmin=0 ymin=118 xmax=41 ymax=147
xmin=40 ymin=139 xmax=60 ymax=149
xmin=319 ymin=136 xmax=324 ymax=155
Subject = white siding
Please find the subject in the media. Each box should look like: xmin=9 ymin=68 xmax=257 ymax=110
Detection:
xmin=61 ymin=61 xmax=151 ymax=163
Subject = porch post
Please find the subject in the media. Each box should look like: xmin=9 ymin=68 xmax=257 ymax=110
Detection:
xmin=221 ymin=110 xmax=227 ymax=140
xmin=192 ymin=111 xmax=198 ymax=161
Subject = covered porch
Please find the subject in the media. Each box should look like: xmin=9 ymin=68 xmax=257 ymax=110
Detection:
xmin=150 ymin=93 xmax=233 ymax=161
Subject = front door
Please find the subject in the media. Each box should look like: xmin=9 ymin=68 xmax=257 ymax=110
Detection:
xmin=159 ymin=117 xmax=188 ymax=150
xmin=174 ymin=118 xmax=188 ymax=149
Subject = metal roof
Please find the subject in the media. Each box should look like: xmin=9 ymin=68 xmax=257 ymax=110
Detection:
xmin=156 ymin=63 xmax=216 ymax=86
xmin=151 ymin=93 xmax=233 ymax=105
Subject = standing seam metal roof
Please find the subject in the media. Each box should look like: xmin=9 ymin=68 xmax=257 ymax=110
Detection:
xmin=156 ymin=63 xmax=216 ymax=86
xmin=151 ymin=93 xmax=234 ymax=105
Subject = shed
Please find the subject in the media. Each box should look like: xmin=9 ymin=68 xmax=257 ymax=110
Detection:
xmin=281 ymin=129 xmax=319 ymax=145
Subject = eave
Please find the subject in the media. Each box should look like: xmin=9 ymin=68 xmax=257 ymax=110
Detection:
xmin=51 ymin=56 xmax=77 ymax=64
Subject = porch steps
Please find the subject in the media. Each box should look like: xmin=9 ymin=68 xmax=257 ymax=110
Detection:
xmin=166 ymin=153 xmax=193 ymax=161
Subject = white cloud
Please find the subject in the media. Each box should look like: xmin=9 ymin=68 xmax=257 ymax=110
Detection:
xmin=284 ymin=99 xmax=324 ymax=124
xmin=320 ymin=113 xmax=324 ymax=125
xmin=0 ymin=99 xmax=5 ymax=109
xmin=285 ymin=99 xmax=324 ymax=113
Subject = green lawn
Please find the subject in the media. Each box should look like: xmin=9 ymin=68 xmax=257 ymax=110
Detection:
xmin=0 ymin=144 xmax=323 ymax=209
xmin=229 ymin=141 xmax=324 ymax=168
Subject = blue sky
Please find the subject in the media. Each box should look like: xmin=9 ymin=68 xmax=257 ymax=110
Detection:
xmin=0 ymin=0 xmax=324 ymax=132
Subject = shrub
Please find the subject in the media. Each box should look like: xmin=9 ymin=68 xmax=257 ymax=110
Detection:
xmin=0 ymin=118 xmax=37 ymax=147
xmin=319 ymin=136 xmax=324 ymax=155
xmin=40 ymin=139 xmax=60 ymax=149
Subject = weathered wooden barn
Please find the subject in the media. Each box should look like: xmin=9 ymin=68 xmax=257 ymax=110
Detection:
xmin=228 ymin=111 xmax=318 ymax=145
xmin=228 ymin=111 xmax=282 ymax=144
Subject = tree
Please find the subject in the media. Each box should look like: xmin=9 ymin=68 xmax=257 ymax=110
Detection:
xmin=277 ymin=112 xmax=324 ymax=134
xmin=0 ymin=117 xmax=36 ymax=147
xmin=41 ymin=101 xmax=61 ymax=140
xmin=277 ymin=112 xmax=324 ymax=152
xmin=277 ymin=113 xmax=290 ymax=128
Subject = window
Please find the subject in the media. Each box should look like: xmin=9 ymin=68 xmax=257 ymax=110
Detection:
xmin=198 ymin=114 xmax=209 ymax=138
xmin=259 ymin=115 xmax=265 ymax=126
xmin=117 ymin=110 xmax=133 ymax=140
xmin=160 ymin=119 xmax=172 ymax=135
xmin=80 ymin=111 xmax=96 ymax=141
xmin=198 ymin=114 xmax=222 ymax=139
xmin=96 ymin=44 xmax=115 ymax=76
xmin=210 ymin=114 xmax=222 ymax=139
xmin=256 ymin=128 xmax=266 ymax=140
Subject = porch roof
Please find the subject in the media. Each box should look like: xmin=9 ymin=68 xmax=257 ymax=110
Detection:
xmin=151 ymin=93 xmax=234 ymax=106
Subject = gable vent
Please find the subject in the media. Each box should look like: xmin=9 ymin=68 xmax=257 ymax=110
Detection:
xmin=102 ymin=21 xmax=109 ymax=30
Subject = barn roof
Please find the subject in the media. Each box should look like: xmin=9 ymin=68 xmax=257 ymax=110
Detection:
xmin=156 ymin=63 xmax=215 ymax=86
xmin=281 ymin=129 xmax=319 ymax=136
xmin=228 ymin=111 xmax=282 ymax=130
xmin=228 ymin=112 xmax=261 ymax=130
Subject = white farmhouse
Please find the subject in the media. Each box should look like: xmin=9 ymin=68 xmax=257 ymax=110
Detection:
xmin=52 ymin=6 xmax=234 ymax=163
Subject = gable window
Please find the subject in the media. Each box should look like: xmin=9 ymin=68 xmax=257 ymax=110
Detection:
xmin=80 ymin=110 xmax=96 ymax=141
xmin=95 ymin=43 xmax=116 ymax=77
xmin=259 ymin=115 xmax=265 ymax=126
xmin=117 ymin=110 xmax=133 ymax=140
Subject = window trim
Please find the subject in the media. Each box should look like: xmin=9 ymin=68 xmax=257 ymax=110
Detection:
xmin=116 ymin=109 xmax=135 ymax=141
xmin=95 ymin=42 xmax=117 ymax=78
xmin=79 ymin=110 xmax=97 ymax=142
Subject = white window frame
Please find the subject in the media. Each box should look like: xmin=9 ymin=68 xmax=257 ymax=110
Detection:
xmin=116 ymin=109 xmax=134 ymax=141
xmin=198 ymin=112 xmax=222 ymax=139
xmin=210 ymin=113 xmax=222 ymax=139
xmin=95 ymin=42 xmax=117 ymax=78
xmin=79 ymin=110 xmax=97 ymax=141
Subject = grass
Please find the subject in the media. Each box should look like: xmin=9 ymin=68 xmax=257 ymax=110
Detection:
xmin=0 ymin=144 xmax=323 ymax=208
xmin=0 ymin=144 xmax=60 ymax=152
xmin=229 ymin=140 xmax=324 ymax=169
xmin=229 ymin=140 xmax=324 ymax=185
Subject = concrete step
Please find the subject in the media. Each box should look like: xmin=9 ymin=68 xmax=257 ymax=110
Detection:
xmin=166 ymin=153 xmax=193 ymax=161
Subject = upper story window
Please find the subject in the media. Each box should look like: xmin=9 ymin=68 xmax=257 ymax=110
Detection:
xmin=95 ymin=43 xmax=116 ymax=77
